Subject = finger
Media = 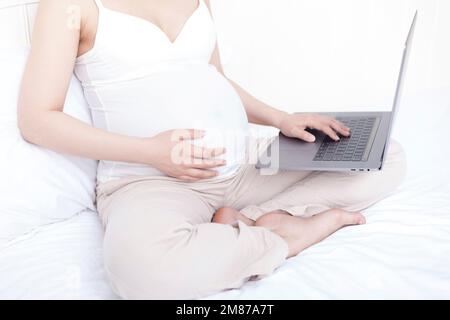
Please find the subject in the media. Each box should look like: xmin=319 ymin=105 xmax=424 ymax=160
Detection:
xmin=176 ymin=144 xmax=205 ymax=161
xmin=291 ymin=127 xmax=316 ymax=142
xmin=330 ymin=121 xmax=351 ymax=136
xmin=330 ymin=122 xmax=350 ymax=137
xmin=190 ymin=159 xmax=227 ymax=169
xmin=175 ymin=146 xmax=226 ymax=166
xmin=178 ymin=175 xmax=200 ymax=182
xmin=185 ymin=169 xmax=219 ymax=179
xmin=192 ymin=146 xmax=227 ymax=160
xmin=318 ymin=124 xmax=340 ymax=141
xmin=333 ymin=119 xmax=351 ymax=132
xmin=335 ymin=119 xmax=350 ymax=131
xmin=174 ymin=129 xmax=206 ymax=141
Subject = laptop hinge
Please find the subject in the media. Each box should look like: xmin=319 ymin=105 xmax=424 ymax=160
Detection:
xmin=379 ymin=144 xmax=388 ymax=170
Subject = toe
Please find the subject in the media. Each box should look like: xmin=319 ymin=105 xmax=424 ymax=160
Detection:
xmin=358 ymin=214 xmax=367 ymax=225
xmin=340 ymin=211 xmax=366 ymax=226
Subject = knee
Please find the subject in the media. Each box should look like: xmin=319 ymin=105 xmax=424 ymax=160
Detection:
xmin=333 ymin=140 xmax=407 ymax=209
xmin=102 ymin=217 xmax=191 ymax=299
xmin=105 ymin=257 xmax=182 ymax=300
xmin=386 ymin=140 xmax=406 ymax=163
xmin=384 ymin=140 xmax=407 ymax=185
xmin=104 ymin=222 xmax=212 ymax=300
xmin=103 ymin=234 xmax=153 ymax=299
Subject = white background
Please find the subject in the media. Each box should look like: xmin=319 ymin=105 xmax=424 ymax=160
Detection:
xmin=211 ymin=0 xmax=450 ymax=112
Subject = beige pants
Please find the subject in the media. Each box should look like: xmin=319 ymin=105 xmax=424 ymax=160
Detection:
xmin=96 ymin=140 xmax=406 ymax=299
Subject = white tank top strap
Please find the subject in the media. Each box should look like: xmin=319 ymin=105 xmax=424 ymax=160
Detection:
xmin=93 ymin=0 xmax=104 ymax=10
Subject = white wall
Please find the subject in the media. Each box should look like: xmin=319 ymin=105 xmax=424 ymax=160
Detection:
xmin=211 ymin=0 xmax=450 ymax=112
xmin=2 ymin=0 xmax=447 ymax=113
xmin=0 ymin=0 xmax=39 ymax=48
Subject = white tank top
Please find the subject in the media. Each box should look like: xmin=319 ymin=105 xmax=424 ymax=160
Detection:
xmin=74 ymin=0 xmax=249 ymax=183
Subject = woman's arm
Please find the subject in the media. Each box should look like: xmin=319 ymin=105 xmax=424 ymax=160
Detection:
xmin=18 ymin=0 xmax=225 ymax=181
xmin=18 ymin=0 xmax=146 ymax=163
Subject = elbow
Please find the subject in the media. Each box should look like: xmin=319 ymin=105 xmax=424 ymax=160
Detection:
xmin=17 ymin=118 xmax=32 ymax=143
xmin=17 ymin=110 xmax=38 ymax=143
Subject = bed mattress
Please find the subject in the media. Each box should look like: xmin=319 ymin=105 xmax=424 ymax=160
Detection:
xmin=1 ymin=90 xmax=449 ymax=300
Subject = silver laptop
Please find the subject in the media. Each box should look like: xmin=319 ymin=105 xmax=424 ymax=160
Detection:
xmin=257 ymin=11 xmax=417 ymax=173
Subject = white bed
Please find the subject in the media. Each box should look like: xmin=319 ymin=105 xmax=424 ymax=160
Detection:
xmin=1 ymin=0 xmax=449 ymax=300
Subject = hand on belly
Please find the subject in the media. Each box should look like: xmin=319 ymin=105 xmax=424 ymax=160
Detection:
xmin=140 ymin=128 xmax=228 ymax=182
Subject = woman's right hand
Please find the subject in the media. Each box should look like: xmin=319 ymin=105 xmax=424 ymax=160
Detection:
xmin=142 ymin=129 xmax=227 ymax=182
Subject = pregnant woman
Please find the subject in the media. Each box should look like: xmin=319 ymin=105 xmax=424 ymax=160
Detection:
xmin=18 ymin=0 xmax=406 ymax=299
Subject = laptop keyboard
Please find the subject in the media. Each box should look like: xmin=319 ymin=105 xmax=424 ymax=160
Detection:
xmin=313 ymin=117 xmax=379 ymax=162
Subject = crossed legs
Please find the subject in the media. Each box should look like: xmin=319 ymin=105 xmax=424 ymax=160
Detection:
xmin=98 ymin=141 xmax=406 ymax=299
xmin=214 ymin=141 xmax=406 ymax=258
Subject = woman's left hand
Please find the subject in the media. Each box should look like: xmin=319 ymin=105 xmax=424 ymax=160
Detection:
xmin=278 ymin=113 xmax=351 ymax=142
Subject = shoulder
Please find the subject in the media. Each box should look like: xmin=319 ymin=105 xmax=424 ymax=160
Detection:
xmin=35 ymin=0 xmax=98 ymax=48
xmin=37 ymin=0 xmax=93 ymax=12
xmin=36 ymin=0 xmax=97 ymax=25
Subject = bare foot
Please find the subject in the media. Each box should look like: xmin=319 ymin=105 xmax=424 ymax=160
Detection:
xmin=255 ymin=209 xmax=366 ymax=258
xmin=212 ymin=207 xmax=255 ymax=226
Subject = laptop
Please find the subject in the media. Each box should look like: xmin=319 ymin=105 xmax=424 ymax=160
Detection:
xmin=257 ymin=11 xmax=418 ymax=173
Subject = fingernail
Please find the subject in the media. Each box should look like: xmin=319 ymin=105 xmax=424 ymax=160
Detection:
xmin=309 ymin=136 xmax=316 ymax=142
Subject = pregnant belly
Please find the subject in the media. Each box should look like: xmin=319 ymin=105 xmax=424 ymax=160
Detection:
xmin=86 ymin=64 xmax=249 ymax=179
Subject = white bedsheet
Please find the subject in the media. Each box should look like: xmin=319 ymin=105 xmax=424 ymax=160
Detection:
xmin=1 ymin=89 xmax=449 ymax=300
xmin=0 ymin=211 xmax=116 ymax=300
xmin=210 ymin=172 xmax=450 ymax=299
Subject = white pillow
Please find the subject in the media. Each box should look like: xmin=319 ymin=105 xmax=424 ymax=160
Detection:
xmin=0 ymin=47 xmax=98 ymax=247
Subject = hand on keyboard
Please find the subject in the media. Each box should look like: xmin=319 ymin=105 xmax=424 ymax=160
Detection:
xmin=314 ymin=117 xmax=377 ymax=162
xmin=278 ymin=114 xmax=351 ymax=143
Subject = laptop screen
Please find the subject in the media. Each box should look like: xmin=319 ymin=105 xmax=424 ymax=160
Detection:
xmin=381 ymin=11 xmax=417 ymax=168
